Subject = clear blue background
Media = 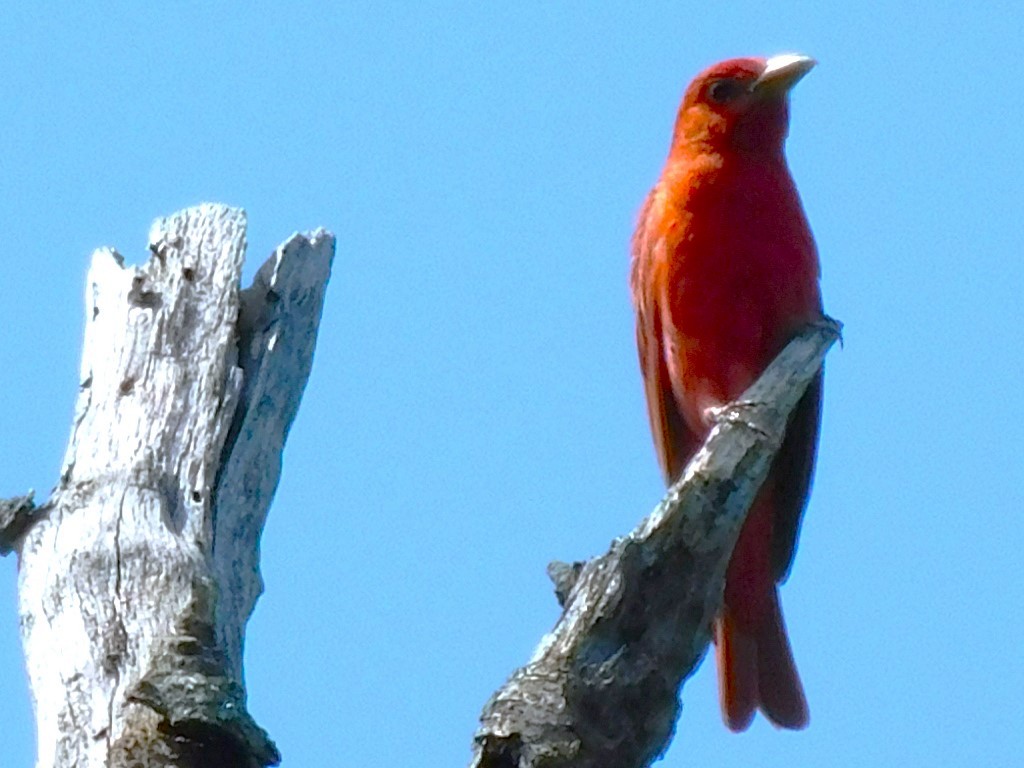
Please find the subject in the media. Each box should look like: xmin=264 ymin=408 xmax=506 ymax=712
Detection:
xmin=1 ymin=2 xmax=1021 ymax=766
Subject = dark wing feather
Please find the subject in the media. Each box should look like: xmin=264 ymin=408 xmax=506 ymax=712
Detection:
xmin=769 ymin=370 xmax=823 ymax=582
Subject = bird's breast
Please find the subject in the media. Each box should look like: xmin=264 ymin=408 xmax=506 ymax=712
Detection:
xmin=652 ymin=160 xmax=820 ymax=432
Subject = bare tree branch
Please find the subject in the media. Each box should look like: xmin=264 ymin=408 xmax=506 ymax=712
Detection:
xmin=470 ymin=317 xmax=842 ymax=768
xmin=0 ymin=493 xmax=36 ymax=555
xmin=6 ymin=204 xmax=334 ymax=768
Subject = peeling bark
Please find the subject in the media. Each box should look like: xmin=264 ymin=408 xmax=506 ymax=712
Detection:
xmin=471 ymin=318 xmax=841 ymax=768
xmin=6 ymin=204 xmax=334 ymax=768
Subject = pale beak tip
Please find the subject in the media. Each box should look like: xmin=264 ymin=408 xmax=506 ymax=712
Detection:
xmin=756 ymin=53 xmax=816 ymax=91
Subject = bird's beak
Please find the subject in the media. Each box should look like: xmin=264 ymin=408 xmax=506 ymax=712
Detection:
xmin=753 ymin=54 xmax=816 ymax=96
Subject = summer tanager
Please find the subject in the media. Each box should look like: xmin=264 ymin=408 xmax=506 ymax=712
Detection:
xmin=630 ymin=54 xmax=822 ymax=731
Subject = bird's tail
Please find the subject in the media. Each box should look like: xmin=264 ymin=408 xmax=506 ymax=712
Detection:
xmin=714 ymin=588 xmax=808 ymax=731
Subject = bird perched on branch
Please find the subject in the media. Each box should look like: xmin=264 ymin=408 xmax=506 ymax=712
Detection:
xmin=630 ymin=54 xmax=823 ymax=731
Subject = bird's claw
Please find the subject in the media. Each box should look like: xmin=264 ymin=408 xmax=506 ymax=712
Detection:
xmin=706 ymin=400 xmax=771 ymax=437
xmin=811 ymin=315 xmax=844 ymax=348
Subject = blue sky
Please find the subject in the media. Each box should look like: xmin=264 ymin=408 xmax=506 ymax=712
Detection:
xmin=1 ymin=2 xmax=1022 ymax=766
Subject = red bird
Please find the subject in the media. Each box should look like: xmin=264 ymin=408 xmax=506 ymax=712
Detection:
xmin=631 ymin=54 xmax=822 ymax=731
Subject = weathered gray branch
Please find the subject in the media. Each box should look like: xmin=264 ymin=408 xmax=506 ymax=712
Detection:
xmin=0 ymin=492 xmax=36 ymax=555
xmin=470 ymin=317 xmax=842 ymax=768
xmin=6 ymin=204 xmax=334 ymax=768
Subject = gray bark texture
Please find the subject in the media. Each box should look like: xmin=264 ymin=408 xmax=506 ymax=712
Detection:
xmin=1 ymin=204 xmax=335 ymax=768
xmin=470 ymin=317 xmax=842 ymax=768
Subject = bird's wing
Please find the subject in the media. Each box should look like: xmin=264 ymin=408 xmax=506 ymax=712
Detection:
xmin=769 ymin=370 xmax=823 ymax=581
xmin=631 ymin=200 xmax=701 ymax=484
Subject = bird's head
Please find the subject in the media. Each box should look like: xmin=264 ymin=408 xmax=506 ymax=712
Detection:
xmin=670 ymin=54 xmax=815 ymax=157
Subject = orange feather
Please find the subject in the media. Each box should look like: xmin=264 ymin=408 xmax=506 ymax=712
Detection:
xmin=631 ymin=54 xmax=822 ymax=731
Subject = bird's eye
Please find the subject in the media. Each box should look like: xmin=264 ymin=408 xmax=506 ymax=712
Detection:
xmin=707 ymin=79 xmax=745 ymax=104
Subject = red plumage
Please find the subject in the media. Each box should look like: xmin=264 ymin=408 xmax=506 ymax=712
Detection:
xmin=630 ymin=54 xmax=823 ymax=731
